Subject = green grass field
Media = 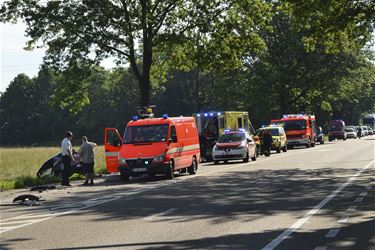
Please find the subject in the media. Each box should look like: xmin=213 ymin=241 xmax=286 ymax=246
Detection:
xmin=0 ymin=146 xmax=106 ymax=190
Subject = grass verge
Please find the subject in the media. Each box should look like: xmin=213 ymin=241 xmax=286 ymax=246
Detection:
xmin=0 ymin=146 xmax=106 ymax=190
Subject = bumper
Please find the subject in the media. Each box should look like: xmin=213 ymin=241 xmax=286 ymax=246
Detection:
xmin=329 ymin=134 xmax=345 ymax=139
xmin=212 ymin=148 xmax=247 ymax=161
xmin=287 ymin=138 xmax=309 ymax=146
xmin=119 ymin=163 xmax=169 ymax=176
xmin=346 ymin=133 xmax=357 ymax=138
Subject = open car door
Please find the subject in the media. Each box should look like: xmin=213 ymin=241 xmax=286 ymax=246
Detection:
xmin=104 ymin=128 xmax=123 ymax=173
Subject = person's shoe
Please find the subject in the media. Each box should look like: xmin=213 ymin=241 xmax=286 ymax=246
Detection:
xmin=89 ymin=181 xmax=94 ymax=185
xmin=82 ymin=181 xmax=89 ymax=186
xmin=62 ymin=184 xmax=72 ymax=187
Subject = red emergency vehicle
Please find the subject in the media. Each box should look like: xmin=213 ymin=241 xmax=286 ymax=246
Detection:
xmin=271 ymin=114 xmax=317 ymax=148
xmin=105 ymin=114 xmax=200 ymax=181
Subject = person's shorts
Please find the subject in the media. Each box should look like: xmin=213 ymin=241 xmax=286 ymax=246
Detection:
xmin=83 ymin=162 xmax=94 ymax=174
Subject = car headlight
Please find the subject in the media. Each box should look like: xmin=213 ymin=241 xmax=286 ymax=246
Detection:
xmin=118 ymin=157 xmax=127 ymax=165
xmin=153 ymin=154 xmax=165 ymax=162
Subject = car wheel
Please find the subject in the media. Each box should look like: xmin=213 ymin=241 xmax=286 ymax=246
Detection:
xmin=243 ymin=152 xmax=249 ymax=163
xmin=120 ymin=172 xmax=129 ymax=182
xmin=166 ymin=161 xmax=174 ymax=180
xmin=188 ymin=158 xmax=198 ymax=175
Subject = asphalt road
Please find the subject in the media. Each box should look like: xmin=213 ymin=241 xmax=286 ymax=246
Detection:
xmin=1 ymin=136 xmax=374 ymax=250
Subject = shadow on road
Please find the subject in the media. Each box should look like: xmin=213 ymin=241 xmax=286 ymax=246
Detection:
xmin=1 ymin=165 xmax=374 ymax=249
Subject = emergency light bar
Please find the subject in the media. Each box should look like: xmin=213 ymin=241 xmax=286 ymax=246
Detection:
xmin=132 ymin=116 xmax=139 ymax=121
xmin=162 ymin=114 xmax=168 ymax=119
xmin=196 ymin=111 xmax=223 ymax=117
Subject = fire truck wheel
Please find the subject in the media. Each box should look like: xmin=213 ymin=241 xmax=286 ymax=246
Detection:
xmin=148 ymin=173 xmax=155 ymax=179
xmin=188 ymin=158 xmax=198 ymax=175
xmin=166 ymin=161 xmax=175 ymax=180
xmin=120 ymin=172 xmax=129 ymax=182
xmin=306 ymin=139 xmax=311 ymax=148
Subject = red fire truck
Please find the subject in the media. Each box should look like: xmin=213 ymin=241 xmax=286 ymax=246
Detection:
xmin=271 ymin=114 xmax=317 ymax=148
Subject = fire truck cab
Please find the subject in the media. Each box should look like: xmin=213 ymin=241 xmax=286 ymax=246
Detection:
xmin=104 ymin=115 xmax=200 ymax=181
xmin=271 ymin=114 xmax=317 ymax=148
xmin=193 ymin=111 xmax=255 ymax=161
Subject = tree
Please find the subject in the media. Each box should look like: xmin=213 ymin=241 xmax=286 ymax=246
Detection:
xmin=281 ymin=0 xmax=375 ymax=52
xmin=0 ymin=0 xmax=272 ymax=108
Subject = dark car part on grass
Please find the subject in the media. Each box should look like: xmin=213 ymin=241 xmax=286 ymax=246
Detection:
xmin=36 ymin=150 xmax=85 ymax=178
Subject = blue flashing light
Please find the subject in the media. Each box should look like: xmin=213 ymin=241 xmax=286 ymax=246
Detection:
xmin=204 ymin=113 xmax=208 ymax=117
xmin=132 ymin=115 xmax=139 ymax=121
xmin=209 ymin=113 xmax=214 ymax=116
xmin=162 ymin=114 xmax=168 ymax=119
xmin=197 ymin=114 xmax=201 ymax=117
xmin=224 ymin=129 xmax=231 ymax=133
xmin=217 ymin=112 xmax=222 ymax=116
xmin=238 ymin=128 xmax=246 ymax=133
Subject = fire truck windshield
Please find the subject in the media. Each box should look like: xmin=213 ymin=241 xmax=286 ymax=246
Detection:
xmin=124 ymin=124 xmax=169 ymax=143
xmin=283 ymin=120 xmax=306 ymax=131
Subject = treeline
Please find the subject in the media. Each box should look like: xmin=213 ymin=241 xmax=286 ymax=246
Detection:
xmin=1 ymin=12 xmax=374 ymax=146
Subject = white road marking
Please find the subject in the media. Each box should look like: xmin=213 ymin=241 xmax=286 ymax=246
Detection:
xmin=347 ymin=205 xmax=358 ymax=212
xmin=144 ymin=208 xmax=177 ymax=221
xmin=337 ymin=216 xmax=349 ymax=223
xmin=314 ymin=246 xmax=327 ymax=250
xmin=325 ymin=228 xmax=340 ymax=238
xmin=0 ymin=219 xmax=39 ymax=226
xmin=360 ymin=191 xmax=368 ymax=196
xmin=261 ymin=160 xmax=374 ymax=250
xmin=354 ymin=197 xmax=364 ymax=203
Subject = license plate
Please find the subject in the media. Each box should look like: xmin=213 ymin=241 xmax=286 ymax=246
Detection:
xmin=133 ymin=168 xmax=147 ymax=172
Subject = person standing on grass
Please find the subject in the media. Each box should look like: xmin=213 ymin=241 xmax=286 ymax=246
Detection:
xmin=79 ymin=136 xmax=97 ymax=185
xmin=61 ymin=131 xmax=75 ymax=186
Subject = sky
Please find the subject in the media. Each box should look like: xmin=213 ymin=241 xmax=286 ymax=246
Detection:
xmin=1 ymin=20 xmax=374 ymax=93
xmin=0 ymin=22 xmax=116 ymax=93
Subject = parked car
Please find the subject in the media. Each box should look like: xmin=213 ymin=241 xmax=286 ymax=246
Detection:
xmin=316 ymin=126 xmax=325 ymax=144
xmin=355 ymin=126 xmax=365 ymax=137
xmin=362 ymin=126 xmax=369 ymax=136
xmin=328 ymin=120 xmax=347 ymax=141
xmin=345 ymin=127 xmax=357 ymax=139
xmin=213 ymin=129 xmax=257 ymax=164
xmin=367 ymin=126 xmax=374 ymax=135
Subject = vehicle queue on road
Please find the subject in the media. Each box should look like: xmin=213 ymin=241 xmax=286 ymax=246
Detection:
xmin=104 ymin=108 xmax=374 ymax=181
